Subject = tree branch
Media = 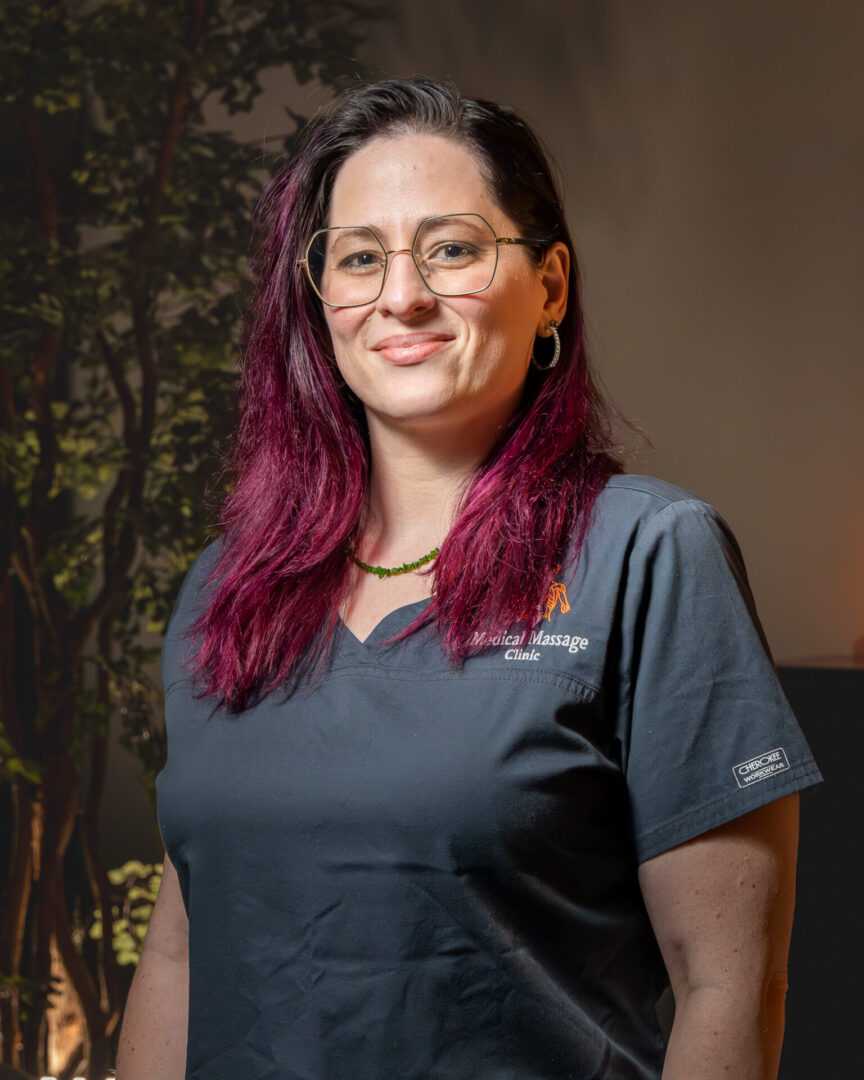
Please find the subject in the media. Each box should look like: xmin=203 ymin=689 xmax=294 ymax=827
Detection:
xmin=86 ymin=0 xmax=214 ymax=633
xmin=22 ymin=110 xmax=57 ymax=242
xmin=97 ymin=331 xmax=139 ymax=457
xmin=0 ymin=782 xmax=35 ymax=1070
xmin=22 ymin=110 xmax=62 ymax=516
xmin=10 ymin=544 xmax=64 ymax=659
xmin=130 ymin=0 xmax=213 ymax=439
xmin=80 ymin=616 xmax=122 ymax=1026
xmin=135 ymin=0 xmax=212 ymax=270
xmin=0 ymin=581 xmax=36 ymax=1065
xmin=95 ymin=330 xmax=138 ymax=568
xmin=53 ymin=888 xmax=109 ymax=1067
xmin=0 ymin=365 xmax=17 ymax=586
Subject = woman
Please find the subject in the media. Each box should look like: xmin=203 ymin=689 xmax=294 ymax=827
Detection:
xmin=117 ymin=78 xmax=820 ymax=1080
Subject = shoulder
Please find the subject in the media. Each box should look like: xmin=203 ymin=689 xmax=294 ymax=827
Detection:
xmin=167 ymin=540 xmax=223 ymax=630
xmin=588 ymin=473 xmax=736 ymax=554
xmin=596 ymin=473 xmax=712 ymax=520
xmin=569 ymin=473 xmax=752 ymax=617
xmin=161 ymin=539 xmax=223 ymax=688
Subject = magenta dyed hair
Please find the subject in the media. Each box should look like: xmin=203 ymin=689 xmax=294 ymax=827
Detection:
xmin=192 ymin=77 xmax=624 ymax=709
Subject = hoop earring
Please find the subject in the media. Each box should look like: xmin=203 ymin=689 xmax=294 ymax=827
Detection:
xmin=530 ymin=320 xmax=561 ymax=371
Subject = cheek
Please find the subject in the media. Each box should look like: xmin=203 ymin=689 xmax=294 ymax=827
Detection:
xmin=486 ymin=269 xmax=544 ymax=329
xmin=324 ymin=311 xmax=368 ymax=375
xmin=477 ymin=292 xmax=541 ymax=364
xmin=323 ymin=309 xmax=359 ymax=349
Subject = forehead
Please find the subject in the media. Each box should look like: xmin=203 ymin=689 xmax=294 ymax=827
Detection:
xmin=327 ymin=133 xmax=504 ymax=232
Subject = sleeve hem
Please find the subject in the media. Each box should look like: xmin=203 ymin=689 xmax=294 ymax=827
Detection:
xmin=634 ymin=763 xmax=823 ymax=864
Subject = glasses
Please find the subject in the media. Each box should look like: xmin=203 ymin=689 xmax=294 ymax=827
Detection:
xmin=297 ymin=212 xmax=548 ymax=308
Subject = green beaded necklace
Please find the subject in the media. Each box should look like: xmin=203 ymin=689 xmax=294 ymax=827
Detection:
xmin=348 ymin=545 xmax=440 ymax=579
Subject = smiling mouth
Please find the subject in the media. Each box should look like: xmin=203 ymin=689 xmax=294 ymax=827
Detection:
xmin=372 ymin=335 xmax=454 ymax=366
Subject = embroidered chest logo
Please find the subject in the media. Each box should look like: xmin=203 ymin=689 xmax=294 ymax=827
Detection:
xmin=518 ymin=567 xmax=570 ymax=623
xmin=542 ymin=571 xmax=571 ymax=621
xmin=470 ymin=569 xmax=589 ymax=661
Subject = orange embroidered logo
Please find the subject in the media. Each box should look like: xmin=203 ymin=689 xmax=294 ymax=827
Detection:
xmin=519 ymin=567 xmax=570 ymax=622
xmin=543 ymin=572 xmax=570 ymax=621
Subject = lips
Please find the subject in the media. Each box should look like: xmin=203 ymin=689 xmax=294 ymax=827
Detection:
xmin=371 ymin=333 xmax=454 ymax=366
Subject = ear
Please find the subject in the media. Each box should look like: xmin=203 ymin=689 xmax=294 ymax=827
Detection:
xmin=537 ymin=241 xmax=569 ymax=333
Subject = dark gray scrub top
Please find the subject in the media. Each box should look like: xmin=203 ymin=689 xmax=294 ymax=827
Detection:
xmin=156 ymin=474 xmax=822 ymax=1080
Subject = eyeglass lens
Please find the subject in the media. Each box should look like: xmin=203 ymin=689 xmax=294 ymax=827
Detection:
xmin=306 ymin=214 xmax=499 ymax=307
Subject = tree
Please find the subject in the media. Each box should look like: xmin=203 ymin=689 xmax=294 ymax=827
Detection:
xmin=0 ymin=2 xmax=379 ymax=1075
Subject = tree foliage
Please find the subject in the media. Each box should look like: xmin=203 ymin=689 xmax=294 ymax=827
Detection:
xmin=0 ymin=2 xmax=379 ymax=1074
xmin=88 ymin=861 xmax=163 ymax=968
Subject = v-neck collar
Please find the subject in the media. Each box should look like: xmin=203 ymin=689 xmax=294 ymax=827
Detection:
xmin=339 ymin=597 xmax=433 ymax=653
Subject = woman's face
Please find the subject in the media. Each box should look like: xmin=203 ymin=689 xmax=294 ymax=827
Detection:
xmin=319 ymin=134 xmax=568 ymax=439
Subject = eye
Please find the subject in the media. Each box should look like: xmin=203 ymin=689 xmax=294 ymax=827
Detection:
xmin=337 ymin=250 xmax=385 ymax=272
xmin=426 ymin=242 xmax=478 ymax=264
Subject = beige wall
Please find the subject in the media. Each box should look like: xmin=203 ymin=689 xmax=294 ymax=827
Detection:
xmin=352 ymin=0 xmax=864 ymax=663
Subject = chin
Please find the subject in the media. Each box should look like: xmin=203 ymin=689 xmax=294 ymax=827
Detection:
xmin=364 ymin=386 xmax=456 ymax=423
xmin=376 ymin=403 xmax=453 ymax=427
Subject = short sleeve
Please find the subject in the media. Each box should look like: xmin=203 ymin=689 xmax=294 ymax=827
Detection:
xmin=617 ymin=499 xmax=821 ymax=863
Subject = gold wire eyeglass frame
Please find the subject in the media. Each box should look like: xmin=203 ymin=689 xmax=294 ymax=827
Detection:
xmin=296 ymin=212 xmax=548 ymax=308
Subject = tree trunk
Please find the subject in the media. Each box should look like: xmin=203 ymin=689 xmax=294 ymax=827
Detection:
xmin=22 ymin=754 xmax=79 ymax=1077
xmin=0 ymin=781 xmax=35 ymax=1068
xmin=0 ymin=575 xmax=36 ymax=1070
xmin=82 ymin=620 xmax=122 ymax=1033
xmin=55 ymin=894 xmax=110 ymax=1080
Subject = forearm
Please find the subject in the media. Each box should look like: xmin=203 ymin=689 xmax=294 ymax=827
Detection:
xmin=662 ymin=977 xmax=787 ymax=1080
xmin=115 ymin=948 xmax=189 ymax=1080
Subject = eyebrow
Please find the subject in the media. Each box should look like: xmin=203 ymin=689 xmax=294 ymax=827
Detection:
xmin=325 ymin=222 xmax=400 ymax=243
xmin=324 ymin=214 xmax=501 ymax=241
xmin=326 ymin=225 xmax=382 ymax=238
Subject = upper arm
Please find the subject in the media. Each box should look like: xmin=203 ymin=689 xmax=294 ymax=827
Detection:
xmin=638 ymin=793 xmax=799 ymax=1001
xmin=143 ymin=853 xmax=189 ymax=965
xmin=116 ymin=855 xmax=189 ymax=1079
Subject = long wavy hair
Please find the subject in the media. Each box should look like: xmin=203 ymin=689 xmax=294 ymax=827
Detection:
xmin=192 ymin=77 xmax=624 ymax=709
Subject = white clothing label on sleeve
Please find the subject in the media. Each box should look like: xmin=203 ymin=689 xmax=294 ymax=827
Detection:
xmin=732 ymin=747 xmax=790 ymax=788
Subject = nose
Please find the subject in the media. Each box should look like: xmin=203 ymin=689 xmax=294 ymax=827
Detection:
xmin=376 ymin=249 xmax=436 ymax=318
